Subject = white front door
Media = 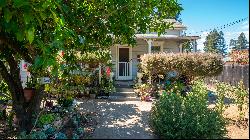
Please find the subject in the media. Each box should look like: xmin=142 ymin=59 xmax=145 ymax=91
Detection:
xmin=117 ymin=46 xmax=132 ymax=80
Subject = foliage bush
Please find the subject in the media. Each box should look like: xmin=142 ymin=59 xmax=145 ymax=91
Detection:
xmin=38 ymin=113 xmax=56 ymax=126
xmin=140 ymin=52 xmax=223 ymax=80
xmin=58 ymin=97 xmax=74 ymax=108
xmin=134 ymin=83 xmax=155 ymax=101
xmin=229 ymin=49 xmax=249 ymax=65
xmin=232 ymin=81 xmax=249 ymax=121
xmin=213 ymin=80 xmax=249 ymax=121
xmin=150 ymin=80 xmax=227 ymax=139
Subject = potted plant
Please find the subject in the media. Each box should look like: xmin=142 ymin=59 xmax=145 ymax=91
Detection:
xmin=23 ymin=76 xmax=36 ymax=102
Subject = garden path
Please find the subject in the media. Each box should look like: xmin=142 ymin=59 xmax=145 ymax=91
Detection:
xmin=77 ymin=99 xmax=158 ymax=139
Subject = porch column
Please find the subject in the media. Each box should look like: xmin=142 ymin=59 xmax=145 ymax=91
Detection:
xmin=179 ymin=43 xmax=183 ymax=53
xmin=147 ymin=39 xmax=152 ymax=53
xmin=193 ymin=40 xmax=197 ymax=52
xmin=146 ymin=39 xmax=152 ymax=84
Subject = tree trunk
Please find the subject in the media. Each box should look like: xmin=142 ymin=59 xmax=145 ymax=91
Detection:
xmin=13 ymin=86 xmax=44 ymax=133
xmin=0 ymin=60 xmax=44 ymax=133
xmin=0 ymin=34 xmax=42 ymax=133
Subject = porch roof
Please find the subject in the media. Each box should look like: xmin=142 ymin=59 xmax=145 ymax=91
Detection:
xmin=135 ymin=34 xmax=200 ymax=41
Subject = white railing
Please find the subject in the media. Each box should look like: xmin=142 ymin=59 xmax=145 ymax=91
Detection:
xmin=118 ymin=62 xmax=130 ymax=77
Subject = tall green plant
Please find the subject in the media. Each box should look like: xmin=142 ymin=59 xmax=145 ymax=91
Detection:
xmin=215 ymin=81 xmax=231 ymax=114
xmin=233 ymin=81 xmax=248 ymax=121
xmin=214 ymin=80 xmax=248 ymax=121
xmin=150 ymin=80 xmax=227 ymax=139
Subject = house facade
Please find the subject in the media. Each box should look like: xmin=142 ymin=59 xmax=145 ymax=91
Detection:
xmin=110 ymin=19 xmax=200 ymax=81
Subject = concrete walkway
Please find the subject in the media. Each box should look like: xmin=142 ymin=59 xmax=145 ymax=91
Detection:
xmin=77 ymin=99 xmax=158 ymax=139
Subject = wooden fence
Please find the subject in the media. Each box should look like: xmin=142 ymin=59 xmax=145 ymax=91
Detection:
xmin=205 ymin=64 xmax=249 ymax=89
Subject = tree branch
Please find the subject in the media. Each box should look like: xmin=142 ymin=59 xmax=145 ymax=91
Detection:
xmin=6 ymin=53 xmax=25 ymax=98
xmin=0 ymin=60 xmax=18 ymax=102
xmin=0 ymin=33 xmax=33 ymax=63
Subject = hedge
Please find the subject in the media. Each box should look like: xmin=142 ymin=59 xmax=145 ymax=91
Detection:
xmin=140 ymin=52 xmax=223 ymax=79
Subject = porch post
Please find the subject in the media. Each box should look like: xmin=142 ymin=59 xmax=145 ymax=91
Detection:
xmin=193 ymin=40 xmax=197 ymax=52
xmin=147 ymin=39 xmax=152 ymax=53
xmin=179 ymin=43 xmax=183 ymax=53
xmin=146 ymin=39 xmax=152 ymax=84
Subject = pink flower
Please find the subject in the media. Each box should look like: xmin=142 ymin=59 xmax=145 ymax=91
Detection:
xmin=106 ymin=67 xmax=111 ymax=77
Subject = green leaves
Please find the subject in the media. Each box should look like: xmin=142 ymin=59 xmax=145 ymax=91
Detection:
xmin=0 ymin=0 xmax=7 ymax=8
xmin=204 ymin=29 xmax=227 ymax=56
xmin=23 ymin=13 xmax=34 ymax=24
xmin=150 ymin=80 xmax=227 ymax=139
xmin=59 ymin=15 xmax=65 ymax=27
xmin=13 ymin=0 xmax=29 ymax=8
xmin=0 ymin=0 xmax=183 ymax=83
xmin=26 ymin=27 xmax=35 ymax=44
xmin=16 ymin=31 xmax=25 ymax=41
xmin=4 ymin=8 xmax=12 ymax=23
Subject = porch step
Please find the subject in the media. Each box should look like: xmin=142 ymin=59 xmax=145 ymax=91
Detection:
xmin=110 ymin=91 xmax=137 ymax=97
xmin=114 ymin=80 xmax=134 ymax=88
xmin=109 ymin=86 xmax=139 ymax=101
xmin=108 ymin=96 xmax=140 ymax=101
xmin=115 ymin=87 xmax=134 ymax=92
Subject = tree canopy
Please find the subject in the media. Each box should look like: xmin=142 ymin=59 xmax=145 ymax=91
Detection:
xmin=203 ymin=29 xmax=227 ymax=56
xmin=0 ymin=0 xmax=183 ymax=132
xmin=0 ymin=0 xmax=183 ymax=75
xmin=230 ymin=32 xmax=249 ymax=50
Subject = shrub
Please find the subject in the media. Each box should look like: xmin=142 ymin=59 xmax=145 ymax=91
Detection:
xmin=233 ymin=81 xmax=249 ymax=121
xmin=214 ymin=80 xmax=249 ymax=121
xmin=229 ymin=49 xmax=249 ymax=65
xmin=134 ymin=83 xmax=159 ymax=101
xmin=58 ymin=97 xmax=73 ymax=108
xmin=150 ymin=80 xmax=227 ymax=139
xmin=38 ymin=113 xmax=56 ymax=126
xmin=140 ymin=52 xmax=223 ymax=80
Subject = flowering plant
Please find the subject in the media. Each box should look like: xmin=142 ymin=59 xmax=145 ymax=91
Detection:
xmin=230 ymin=49 xmax=249 ymax=65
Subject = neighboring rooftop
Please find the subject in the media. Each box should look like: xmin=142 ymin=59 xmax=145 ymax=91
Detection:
xmin=162 ymin=19 xmax=187 ymax=30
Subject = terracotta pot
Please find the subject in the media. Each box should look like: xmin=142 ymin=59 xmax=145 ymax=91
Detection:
xmin=23 ymin=88 xmax=35 ymax=102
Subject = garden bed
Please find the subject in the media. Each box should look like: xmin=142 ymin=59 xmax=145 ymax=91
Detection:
xmin=0 ymin=99 xmax=99 ymax=139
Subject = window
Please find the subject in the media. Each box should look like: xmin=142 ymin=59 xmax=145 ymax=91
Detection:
xmin=152 ymin=46 xmax=161 ymax=53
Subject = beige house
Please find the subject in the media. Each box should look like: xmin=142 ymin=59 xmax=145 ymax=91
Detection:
xmin=110 ymin=19 xmax=200 ymax=81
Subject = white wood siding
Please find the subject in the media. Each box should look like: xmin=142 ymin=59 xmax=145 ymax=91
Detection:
xmin=163 ymin=40 xmax=180 ymax=53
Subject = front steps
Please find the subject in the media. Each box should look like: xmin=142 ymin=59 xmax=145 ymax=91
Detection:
xmin=108 ymin=80 xmax=140 ymax=101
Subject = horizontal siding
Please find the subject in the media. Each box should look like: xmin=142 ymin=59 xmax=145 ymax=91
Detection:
xmin=165 ymin=29 xmax=180 ymax=36
xmin=163 ymin=41 xmax=180 ymax=53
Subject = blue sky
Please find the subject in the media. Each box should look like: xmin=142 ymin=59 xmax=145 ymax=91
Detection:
xmin=178 ymin=0 xmax=249 ymax=52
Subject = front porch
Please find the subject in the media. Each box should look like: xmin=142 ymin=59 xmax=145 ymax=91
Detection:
xmin=110 ymin=36 xmax=199 ymax=81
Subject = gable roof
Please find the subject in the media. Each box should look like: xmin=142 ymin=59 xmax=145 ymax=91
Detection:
xmin=163 ymin=19 xmax=187 ymax=30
